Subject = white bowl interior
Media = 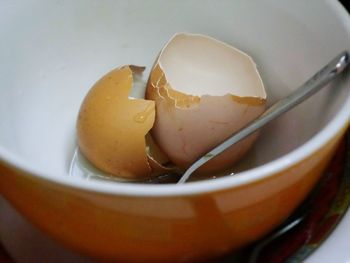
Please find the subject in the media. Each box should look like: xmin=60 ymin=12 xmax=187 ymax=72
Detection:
xmin=0 ymin=0 xmax=349 ymax=179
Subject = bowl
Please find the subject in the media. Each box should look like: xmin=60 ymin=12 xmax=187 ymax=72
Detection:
xmin=0 ymin=1 xmax=350 ymax=262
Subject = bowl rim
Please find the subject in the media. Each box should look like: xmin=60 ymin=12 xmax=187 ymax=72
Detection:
xmin=0 ymin=0 xmax=350 ymax=197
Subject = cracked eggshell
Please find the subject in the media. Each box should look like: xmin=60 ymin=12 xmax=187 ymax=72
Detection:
xmin=77 ymin=66 xmax=160 ymax=179
xmin=146 ymin=33 xmax=267 ymax=173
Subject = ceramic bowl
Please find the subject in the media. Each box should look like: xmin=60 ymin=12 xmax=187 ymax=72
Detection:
xmin=0 ymin=0 xmax=350 ymax=262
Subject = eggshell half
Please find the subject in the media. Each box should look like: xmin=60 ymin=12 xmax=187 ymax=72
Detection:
xmin=146 ymin=33 xmax=267 ymax=173
xmin=77 ymin=66 xmax=157 ymax=179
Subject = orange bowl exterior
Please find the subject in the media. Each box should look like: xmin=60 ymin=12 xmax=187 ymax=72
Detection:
xmin=0 ymin=126 xmax=347 ymax=263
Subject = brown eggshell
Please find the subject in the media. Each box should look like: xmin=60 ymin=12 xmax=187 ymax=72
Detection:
xmin=146 ymin=33 xmax=267 ymax=173
xmin=77 ymin=66 xmax=156 ymax=179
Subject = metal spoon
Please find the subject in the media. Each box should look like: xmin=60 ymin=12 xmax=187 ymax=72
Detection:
xmin=69 ymin=51 xmax=349 ymax=184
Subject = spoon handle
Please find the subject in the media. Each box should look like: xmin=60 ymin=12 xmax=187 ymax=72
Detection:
xmin=178 ymin=51 xmax=350 ymax=184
